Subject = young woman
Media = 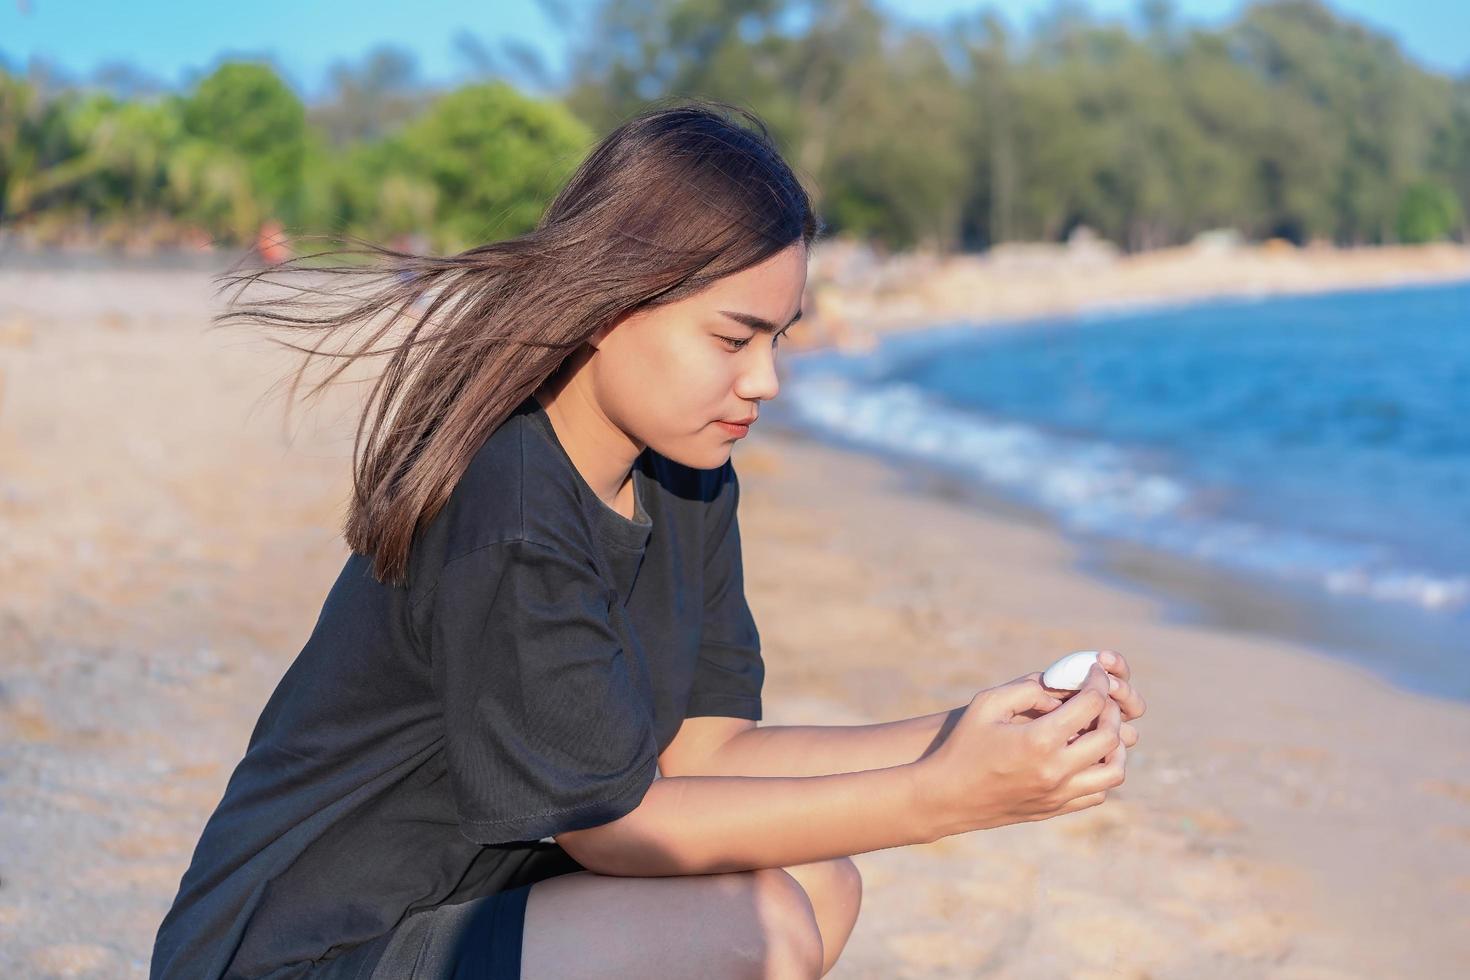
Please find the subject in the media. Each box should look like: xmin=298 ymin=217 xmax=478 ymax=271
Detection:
xmin=151 ymin=100 xmax=1144 ymax=980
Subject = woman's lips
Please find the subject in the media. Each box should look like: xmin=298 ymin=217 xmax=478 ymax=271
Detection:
xmin=715 ymin=420 xmax=751 ymax=438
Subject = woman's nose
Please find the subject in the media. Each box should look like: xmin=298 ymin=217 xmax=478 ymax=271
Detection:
xmin=735 ymin=344 xmax=780 ymax=402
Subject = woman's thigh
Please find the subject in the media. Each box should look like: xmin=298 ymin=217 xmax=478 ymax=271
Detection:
xmin=521 ymin=865 xmax=827 ymax=980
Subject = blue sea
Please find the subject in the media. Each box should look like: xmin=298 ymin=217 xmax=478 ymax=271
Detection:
xmin=771 ymin=281 xmax=1470 ymax=703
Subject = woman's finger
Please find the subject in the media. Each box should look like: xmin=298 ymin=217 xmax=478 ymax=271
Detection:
xmin=1106 ymin=675 xmax=1147 ymax=721
xmin=1067 ymin=718 xmax=1137 ymax=750
xmin=1098 ymin=649 xmax=1131 ymax=682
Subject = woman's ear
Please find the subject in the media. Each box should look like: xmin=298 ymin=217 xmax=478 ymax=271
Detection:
xmin=588 ymin=314 xmax=629 ymax=352
xmin=589 ymin=308 xmax=640 ymax=352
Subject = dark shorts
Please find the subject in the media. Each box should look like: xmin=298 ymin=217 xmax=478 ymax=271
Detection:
xmin=306 ymin=843 xmax=583 ymax=980
xmin=366 ymin=885 xmax=533 ymax=980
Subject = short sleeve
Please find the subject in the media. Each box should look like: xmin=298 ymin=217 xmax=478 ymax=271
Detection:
xmin=685 ymin=461 xmax=765 ymax=721
xmin=428 ymin=538 xmax=659 ymax=845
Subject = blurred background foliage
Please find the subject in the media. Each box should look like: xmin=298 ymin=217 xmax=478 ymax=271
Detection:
xmin=2 ymin=0 xmax=1467 ymax=253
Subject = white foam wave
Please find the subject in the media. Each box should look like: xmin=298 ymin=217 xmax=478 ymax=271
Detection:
xmin=781 ymin=371 xmax=1470 ymax=616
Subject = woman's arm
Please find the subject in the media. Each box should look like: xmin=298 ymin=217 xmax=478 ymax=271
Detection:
xmin=556 ymin=763 xmax=937 ymax=877
xmin=680 ymin=707 xmax=964 ymax=779
xmin=561 ymin=666 xmax=1142 ymax=877
xmin=680 ymin=662 xmax=1142 ymax=780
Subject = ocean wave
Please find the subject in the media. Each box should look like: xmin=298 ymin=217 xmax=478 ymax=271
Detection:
xmin=778 ymin=370 xmax=1470 ymax=616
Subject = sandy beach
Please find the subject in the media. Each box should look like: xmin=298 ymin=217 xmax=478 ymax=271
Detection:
xmin=3 ymin=262 xmax=1469 ymax=978
xmin=794 ymin=236 xmax=1470 ymax=354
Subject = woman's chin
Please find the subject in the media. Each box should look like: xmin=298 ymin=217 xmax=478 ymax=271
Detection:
xmin=644 ymin=436 xmax=733 ymax=472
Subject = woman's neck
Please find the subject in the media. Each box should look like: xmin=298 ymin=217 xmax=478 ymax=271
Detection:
xmin=533 ymin=359 xmax=642 ymax=513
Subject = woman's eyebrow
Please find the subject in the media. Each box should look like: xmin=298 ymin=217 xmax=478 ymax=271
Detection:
xmin=718 ymin=308 xmax=803 ymax=333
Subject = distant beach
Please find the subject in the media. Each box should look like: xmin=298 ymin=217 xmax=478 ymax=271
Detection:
xmin=794 ymin=236 xmax=1470 ymax=354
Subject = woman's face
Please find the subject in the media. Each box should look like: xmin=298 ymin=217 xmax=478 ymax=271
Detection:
xmin=590 ymin=242 xmax=808 ymax=470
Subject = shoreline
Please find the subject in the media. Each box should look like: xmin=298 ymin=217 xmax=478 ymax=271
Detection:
xmin=777 ymin=264 xmax=1470 ymax=709
xmin=763 ymin=404 xmax=1470 ymax=711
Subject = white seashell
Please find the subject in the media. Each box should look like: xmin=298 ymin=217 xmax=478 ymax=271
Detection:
xmin=1041 ymin=650 xmax=1102 ymax=691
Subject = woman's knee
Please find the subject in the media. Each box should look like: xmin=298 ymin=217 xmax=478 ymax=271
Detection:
xmin=750 ymin=867 xmax=825 ymax=979
xmin=804 ymin=856 xmax=863 ymax=920
xmin=524 ymin=868 xmax=820 ymax=979
xmin=780 ymin=857 xmax=862 ymax=975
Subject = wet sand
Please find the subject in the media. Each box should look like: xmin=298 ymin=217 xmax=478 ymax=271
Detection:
xmin=2 ymin=266 xmax=1468 ymax=977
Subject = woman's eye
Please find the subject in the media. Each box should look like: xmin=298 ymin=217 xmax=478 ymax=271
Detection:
xmin=719 ymin=335 xmax=752 ymax=350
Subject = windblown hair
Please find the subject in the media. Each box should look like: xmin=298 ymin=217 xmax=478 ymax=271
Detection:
xmin=216 ymin=99 xmax=822 ymax=585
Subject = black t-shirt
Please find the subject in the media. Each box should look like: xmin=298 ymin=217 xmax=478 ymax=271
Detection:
xmin=151 ymin=394 xmax=764 ymax=979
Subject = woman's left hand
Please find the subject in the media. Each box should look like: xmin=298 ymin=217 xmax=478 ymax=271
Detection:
xmin=1008 ymin=649 xmax=1145 ymax=747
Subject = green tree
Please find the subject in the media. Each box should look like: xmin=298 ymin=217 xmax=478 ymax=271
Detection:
xmin=1428 ymin=77 xmax=1470 ymax=239
xmin=180 ymin=61 xmax=307 ymax=226
xmin=373 ymin=82 xmax=591 ymax=251
xmin=164 ymin=137 xmax=259 ymax=241
xmin=1395 ymin=179 xmax=1462 ymax=243
xmin=309 ymin=47 xmax=428 ymax=147
xmin=1 ymin=69 xmax=47 ymax=221
xmin=564 ymin=0 xmax=969 ymax=250
xmin=1231 ymin=0 xmax=1455 ymax=244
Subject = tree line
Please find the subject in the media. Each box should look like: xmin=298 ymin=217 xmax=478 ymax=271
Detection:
xmin=2 ymin=0 xmax=1466 ymax=254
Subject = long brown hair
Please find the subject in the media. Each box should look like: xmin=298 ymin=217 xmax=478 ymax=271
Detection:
xmin=216 ymin=98 xmax=823 ymax=585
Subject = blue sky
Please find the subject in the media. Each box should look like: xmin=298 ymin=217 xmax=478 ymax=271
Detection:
xmin=2 ymin=0 xmax=1465 ymax=99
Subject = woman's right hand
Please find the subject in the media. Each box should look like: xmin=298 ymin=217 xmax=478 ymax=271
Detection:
xmin=915 ymin=664 xmax=1126 ymax=839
